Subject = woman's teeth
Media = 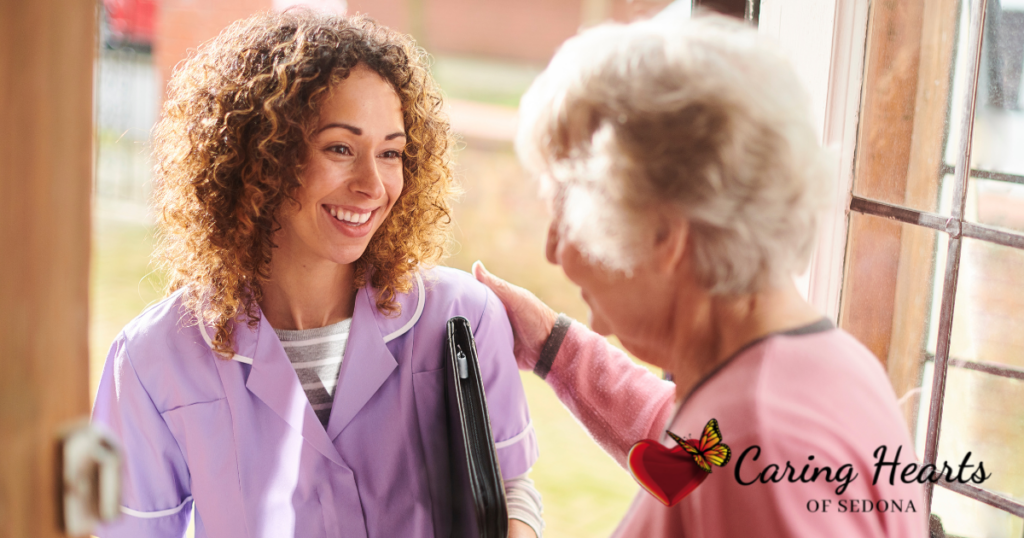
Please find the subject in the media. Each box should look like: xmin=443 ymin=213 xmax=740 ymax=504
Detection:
xmin=328 ymin=207 xmax=371 ymax=225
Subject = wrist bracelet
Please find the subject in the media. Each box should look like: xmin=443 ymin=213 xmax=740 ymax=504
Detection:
xmin=534 ymin=313 xmax=572 ymax=380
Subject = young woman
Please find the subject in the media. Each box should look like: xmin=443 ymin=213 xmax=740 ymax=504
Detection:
xmin=92 ymin=10 xmax=541 ymax=538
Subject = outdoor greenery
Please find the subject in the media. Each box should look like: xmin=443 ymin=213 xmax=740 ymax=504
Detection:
xmin=431 ymin=55 xmax=544 ymax=108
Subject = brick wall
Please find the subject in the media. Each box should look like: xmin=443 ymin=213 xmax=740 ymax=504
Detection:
xmin=155 ymin=0 xmax=271 ymax=91
xmin=154 ymin=0 xmax=675 ymax=94
xmin=609 ymin=0 xmax=678 ymax=23
xmin=422 ymin=0 xmax=582 ymax=64
xmin=344 ymin=0 xmax=407 ymax=34
xmin=347 ymin=0 xmax=674 ymax=64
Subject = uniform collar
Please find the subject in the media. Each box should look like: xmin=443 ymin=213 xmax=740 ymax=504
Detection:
xmin=365 ymin=272 xmax=426 ymax=343
xmin=323 ymin=272 xmax=423 ymax=440
xmin=196 ymin=272 xmax=425 ymax=362
xmin=199 ymin=272 xmax=425 ymax=464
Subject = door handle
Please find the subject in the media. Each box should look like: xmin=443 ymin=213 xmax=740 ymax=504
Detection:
xmin=59 ymin=421 xmax=122 ymax=536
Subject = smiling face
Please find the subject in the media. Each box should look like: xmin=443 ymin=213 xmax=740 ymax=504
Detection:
xmin=274 ymin=64 xmax=406 ymax=269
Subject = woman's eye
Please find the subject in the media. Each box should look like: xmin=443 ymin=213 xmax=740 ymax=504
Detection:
xmin=380 ymin=149 xmax=403 ymax=159
xmin=328 ymin=145 xmax=352 ymax=156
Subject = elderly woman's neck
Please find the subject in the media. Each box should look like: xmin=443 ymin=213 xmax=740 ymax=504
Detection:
xmin=667 ymin=281 xmax=823 ymax=402
xmin=259 ymin=256 xmax=358 ymax=331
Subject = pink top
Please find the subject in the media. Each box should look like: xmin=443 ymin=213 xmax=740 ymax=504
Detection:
xmin=543 ymin=320 xmax=927 ymax=537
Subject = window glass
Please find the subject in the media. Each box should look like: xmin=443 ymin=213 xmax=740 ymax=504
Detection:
xmin=966 ymin=2 xmax=1024 ymax=232
xmin=923 ymin=367 xmax=1024 ymax=503
xmin=969 ymin=178 xmax=1024 ymax=233
xmin=931 ymin=482 xmax=1024 ymax=538
xmin=921 ymin=360 xmax=1024 ymax=537
xmin=946 ymin=238 xmax=1024 ymax=371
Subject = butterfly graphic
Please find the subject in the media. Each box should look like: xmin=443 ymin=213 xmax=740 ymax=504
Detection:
xmin=667 ymin=418 xmax=732 ymax=473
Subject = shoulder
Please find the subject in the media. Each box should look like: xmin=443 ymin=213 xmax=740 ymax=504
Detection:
xmin=677 ymin=330 xmax=920 ymax=506
xmin=419 ymin=266 xmax=500 ymax=324
xmin=117 ymin=289 xmax=198 ymax=357
xmin=769 ymin=329 xmax=909 ymax=441
xmin=755 ymin=328 xmax=897 ymax=410
xmin=380 ymin=266 xmax=512 ymax=360
xmin=685 ymin=328 xmax=911 ymax=460
xmin=421 ymin=266 xmax=491 ymax=302
xmin=368 ymin=266 xmax=508 ymax=345
xmin=109 ymin=289 xmax=225 ymax=411
xmin=702 ymin=328 xmax=895 ymax=411
xmin=119 ymin=289 xmax=189 ymax=341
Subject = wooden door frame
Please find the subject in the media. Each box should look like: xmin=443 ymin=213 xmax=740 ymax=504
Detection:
xmin=0 ymin=1 xmax=96 ymax=536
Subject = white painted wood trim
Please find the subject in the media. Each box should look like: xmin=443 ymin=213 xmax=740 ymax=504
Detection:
xmin=808 ymin=0 xmax=869 ymax=322
xmin=758 ymin=0 xmax=840 ymax=140
xmin=761 ymin=0 xmax=868 ymax=321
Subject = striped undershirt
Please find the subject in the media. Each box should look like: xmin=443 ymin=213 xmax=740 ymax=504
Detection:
xmin=273 ymin=318 xmax=545 ymax=534
xmin=273 ymin=318 xmax=351 ymax=427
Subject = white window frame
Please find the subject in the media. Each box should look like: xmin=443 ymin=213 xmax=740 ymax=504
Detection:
xmin=759 ymin=0 xmax=869 ymax=321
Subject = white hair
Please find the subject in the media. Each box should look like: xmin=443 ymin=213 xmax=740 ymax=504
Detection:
xmin=517 ymin=14 xmax=833 ymax=294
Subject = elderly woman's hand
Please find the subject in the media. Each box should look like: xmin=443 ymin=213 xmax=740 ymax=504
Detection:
xmin=473 ymin=261 xmax=558 ymax=372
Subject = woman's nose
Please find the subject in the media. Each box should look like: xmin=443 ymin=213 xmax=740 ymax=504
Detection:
xmin=350 ymin=153 xmax=386 ymax=199
xmin=545 ymin=220 xmax=560 ymax=265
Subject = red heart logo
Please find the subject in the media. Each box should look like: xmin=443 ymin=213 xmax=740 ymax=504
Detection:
xmin=627 ymin=439 xmax=708 ymax=506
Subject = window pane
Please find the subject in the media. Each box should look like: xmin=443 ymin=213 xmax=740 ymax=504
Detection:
xmin=919 ymin=365 xmax=1024 ymax=533
xmin=852 ymin=0 xmax=960 ymax=214
xmin=933 ymin=367 xmax=1024 ymax=504
xmin=947 ymin=238 xmax=1024 ymax=371
xmin=970 ymin=177 xmax=1024 ymax=233
xmin=966 ymin=3 xmax=1024 ymax=233
xmin=840 ymin=213 xmax=946 ymax=437
xmin=96 ymin=47 xmax=156 ymax=205
xmin=914 ymin=237 xmax=1024 ymax=529
xmin=930 ymin=480 xmax=1023 ymax=538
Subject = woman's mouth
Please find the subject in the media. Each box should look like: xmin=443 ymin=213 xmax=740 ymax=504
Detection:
xmin=323 ymin=204 xmax=377 ymax=238
xmin=327 ymin=205 xmax=373 ymax=226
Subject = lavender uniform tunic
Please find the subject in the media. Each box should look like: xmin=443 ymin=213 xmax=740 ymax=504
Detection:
xmin=91 ymin=267 xmax=538 ymax=538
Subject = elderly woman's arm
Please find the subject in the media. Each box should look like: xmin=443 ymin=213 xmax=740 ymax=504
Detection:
xmin=544 ymin=319 xmax=677 ymax=466
xmin=474 ymin=262 xmax=676 ymax=467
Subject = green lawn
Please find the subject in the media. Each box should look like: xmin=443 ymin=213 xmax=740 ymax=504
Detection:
xmin=431 ymin=55 xmax=544 ymax=108
xmin=89 ymin=143 xmax=639 ymax=537
xmin=89 ymin=214 xmax=165 ymax=399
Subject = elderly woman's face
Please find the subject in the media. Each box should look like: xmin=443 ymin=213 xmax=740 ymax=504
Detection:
xmin=546 ymin=214 xmax=677 ymax=357
xmin=275 ymin=64 xmax=406 ymax=267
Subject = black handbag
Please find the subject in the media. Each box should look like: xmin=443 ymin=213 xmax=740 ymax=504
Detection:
xmin=444 ymin=316 xmax=508 ymax=538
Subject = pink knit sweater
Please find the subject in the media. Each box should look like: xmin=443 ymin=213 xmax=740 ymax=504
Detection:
xmin=543 ymin=321 xmax=927 ymax=538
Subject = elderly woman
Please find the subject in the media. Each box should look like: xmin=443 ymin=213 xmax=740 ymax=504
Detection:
xmin=474 ymin=15 xmax=927 ymax=538
xmin=91 ymin=11 xmax=542 ymax=538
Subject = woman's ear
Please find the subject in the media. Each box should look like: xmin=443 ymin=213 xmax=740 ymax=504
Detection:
xmin=651 ymin=214 xmax=689 ymax=276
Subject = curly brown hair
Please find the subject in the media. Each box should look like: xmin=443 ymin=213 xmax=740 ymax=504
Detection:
xmin=152 ymin=10 xmax=456 ymax=355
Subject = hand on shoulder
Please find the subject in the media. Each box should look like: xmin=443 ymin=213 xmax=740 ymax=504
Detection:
xmin=472 ymin=261 xmax=558 ymax=372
